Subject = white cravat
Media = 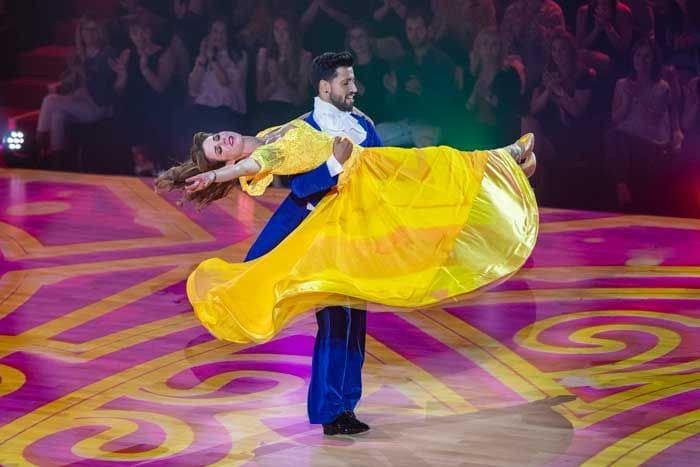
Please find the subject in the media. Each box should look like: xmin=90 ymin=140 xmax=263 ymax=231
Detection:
xmin=313 ymin=97 xmax=367 ymax=145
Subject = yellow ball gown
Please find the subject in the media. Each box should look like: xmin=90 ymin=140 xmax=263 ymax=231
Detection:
xmin=187 ymin=120 xmax=538 ymax=343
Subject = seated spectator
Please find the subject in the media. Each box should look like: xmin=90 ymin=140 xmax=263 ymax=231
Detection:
xmin=576 ymin=0 xmax=634 ymax=76
xmin=606 ymin=38 xmax=681 ymax=213
xmin=249 ymin=15 xmax=312 ymax=134
xmin=377 ymin=7 xmax=457 ymax=147
xmin=37 ymin=14 xmax=115 ymax=159
xmin=529 ymin=31 xmax=597 ymax=206
xmin=188 ymin=18 xmax=248 ymax=135
xmin=502 ymin=0 xmax=565 ymax=91
xmin=369 ymin=0 xmax=410 ymax=59
xmin=457 ymin=27 xmax=524 ymax=149
xmin=111 ymin=13 xmax=176 ymax=175
xmin=346 ymin=22 xmax=393 ymax=124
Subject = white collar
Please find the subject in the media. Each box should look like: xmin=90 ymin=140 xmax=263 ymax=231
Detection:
xmin=313 ymin=96 xmax=367 ymax=145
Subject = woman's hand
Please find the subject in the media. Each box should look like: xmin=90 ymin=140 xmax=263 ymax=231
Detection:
xmin=186 ymin=171 xmax=216 ymax=193
xmin=332 ymin=137 xmax=353 ymax=165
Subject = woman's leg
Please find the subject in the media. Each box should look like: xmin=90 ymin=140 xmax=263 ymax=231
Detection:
xmin=37 ymin=94 xmax=105 ymax=151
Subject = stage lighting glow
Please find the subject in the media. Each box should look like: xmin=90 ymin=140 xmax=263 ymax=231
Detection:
xmin=3 ymin=131 xmax=26 ymax=152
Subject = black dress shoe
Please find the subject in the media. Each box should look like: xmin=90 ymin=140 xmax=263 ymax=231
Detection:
xmin=322 ymin=411 xmax=370 ymax=435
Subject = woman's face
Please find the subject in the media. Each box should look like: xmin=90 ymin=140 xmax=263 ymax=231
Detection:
xmin=479 ymin=34 xmax=501 ymax=63
xmin=595 ymin=0 xmax=612 ymax=17
xmin=128 ymin=25 xmax=152 ymax=50
xmin=633 ymin=45 xmax=653 ymax=75
xmin=209 ymin=21 xmax=227 ymax=49
xmin=551 ymin=38 xmax=571 ymax=70
xmin=348 ymin=27 xmax=369 ymax=56
xmin=202 ymin=131 xmax=245 ymax=162
xmin=81 ymin=21 xmax=100 ymax=48
xmin=273 ymin=18 xmax=290 ymax=47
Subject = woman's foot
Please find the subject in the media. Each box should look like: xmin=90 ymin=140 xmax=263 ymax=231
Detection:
xmin=505 ymin=133 xmax=536 ymax=178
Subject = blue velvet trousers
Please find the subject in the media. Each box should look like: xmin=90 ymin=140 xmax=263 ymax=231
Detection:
xmin=307 ymin=306 xmax=366 ymax=424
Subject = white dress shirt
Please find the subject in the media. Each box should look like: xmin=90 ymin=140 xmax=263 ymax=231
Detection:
xmin=306 ymin=97 xmax=365 ymax=211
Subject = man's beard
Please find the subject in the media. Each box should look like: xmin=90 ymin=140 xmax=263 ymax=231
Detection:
xmin=329 ymin=92 xmax=354 ymax=111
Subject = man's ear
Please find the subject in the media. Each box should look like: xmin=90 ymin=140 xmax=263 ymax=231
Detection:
xmin=319 ymin=80 xmax=330 ymax=96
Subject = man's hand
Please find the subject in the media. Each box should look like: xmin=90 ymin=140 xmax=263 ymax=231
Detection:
xmin=332 ymin=136 xmax=353 ymax=165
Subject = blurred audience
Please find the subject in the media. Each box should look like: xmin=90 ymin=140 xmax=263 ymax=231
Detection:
xmin=502 ymin=0 xmax=565 ymax=91
xmin=606 ymin=38 xmax=679 ymax=213
xmin=346 ymin=23 xmax=394 ymax=123
xmin=112 ymin=14 xmax=176 ymax=175
xmin=377 ymin=7 xmax=457 ymax=147
xmin=576 ymin=0 xmax=633 ymax=77
xmin=529 ymin=31 xmax=597 ymax=205
xmin=458 ymin=27 xmax=524 ymax=148
xmin=37 ymin=15 xmax=116 ymax=158
xmin=187 ymin=18 xmax=248 ymax=134
xmin=250 ymin=15 xmax=312 ymax=133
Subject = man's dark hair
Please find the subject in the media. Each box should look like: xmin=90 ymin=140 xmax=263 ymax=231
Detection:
xmin=310 ymin=51 xmax=354 ymax=91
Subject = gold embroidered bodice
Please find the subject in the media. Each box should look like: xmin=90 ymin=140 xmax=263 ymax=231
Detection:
xmin=240 ymin=120 xmax=362 ymax=196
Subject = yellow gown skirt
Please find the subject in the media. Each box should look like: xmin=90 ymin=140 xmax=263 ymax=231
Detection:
xmin=187 ymin=145 xmax=538 ymax=343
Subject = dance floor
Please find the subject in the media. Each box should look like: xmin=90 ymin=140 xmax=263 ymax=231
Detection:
xmin=0 ymin=168 xmax=698 ymax=466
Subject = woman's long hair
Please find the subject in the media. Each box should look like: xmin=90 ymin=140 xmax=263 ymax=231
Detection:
xmin=545 ymin=31 xmax=581 ymax=78
xmin=267 ymin=15 xmax=303 ymax=87
xmin=208 ymin=17 xmax=245 ymax=63
xmin=75 ymin=14 xmax=108 ymax=61
xmin=469 ymin=27 xmax=506 ymax=77
xmin=155 ymin=132 xmax=234 ymax=208
xmin=629 ymin=38 xmax=663 ymax=82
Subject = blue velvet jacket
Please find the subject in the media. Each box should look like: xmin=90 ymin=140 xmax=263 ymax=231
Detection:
xmin=245 ymin=112 xmax=383 ymax=261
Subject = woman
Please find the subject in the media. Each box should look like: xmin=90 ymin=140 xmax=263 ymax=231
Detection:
xmin=530 ymin=31 xmax=596 ymax=206
xmin=249 ymin=16 xmax=312 ymax=134
xmin=157 ymin=120 xmax=538 ymax=343
xmin=606 ymin=38 xmax=680 ymax=213
xmin=459 ymin=27 xmax=523 ymax=148
xmin=36 ymin=14 xmax=115 ymax=159
xmin=187 ymin=18 xmax=248 ymax=134
xmin=576 ymin=0 xmax=633 ymax=72
xmin=111 ymin=14 xmax=176 ymax=175
xmin=346 ymin=23 xmax=392 ymax=124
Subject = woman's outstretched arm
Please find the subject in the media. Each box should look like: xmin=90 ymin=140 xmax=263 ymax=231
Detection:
xmin=186 ymin=158 xmax=261 ymax=193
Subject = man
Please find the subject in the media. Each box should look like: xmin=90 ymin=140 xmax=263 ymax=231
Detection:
xmin=377 ymin=7 xmax=457 ymax=148
xmin=245 ymin=51 xmax=382 ymax=435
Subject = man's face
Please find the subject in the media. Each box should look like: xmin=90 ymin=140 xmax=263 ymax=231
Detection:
xmin=406 ymin=16 xmax=428 ymax=49
xmin=323 ymin=66 xmax=358 ymax=111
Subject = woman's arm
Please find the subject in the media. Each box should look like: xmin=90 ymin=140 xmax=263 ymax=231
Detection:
xmin=255 ymin=50 xmax=276 ymax=102
xmin=603 ymin=8 xmax=633 ymax=54
xmin=611 ymin=80 xmax=631 ymax=125
xmin=186 ymin=157 xmax=261 ymax=192
xmin=577 ymin=7 xmax=601 ymax=49
xmin=293 ymin=51 xmax=312 ymax=106
xmin=142 ymin=49 xmax=175 ymax=93
xmin=682 ymin=79 xmax=699 ymax=131
xmin=531 ymin=85 xmax=552 ymax=114
xmin=320 ymin=2 xmax=354 ymax=29
xmin=188 ymin=55 xmax=207 ymax=97
xmin=301 ymin=0 xmax=322 ymax=30
xmin=557 ymin=88 xmax=592 ymax=118
xmin=211 ymin=52 xmax=232 ymax=87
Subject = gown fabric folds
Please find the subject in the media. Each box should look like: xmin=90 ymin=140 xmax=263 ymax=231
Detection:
xmin=187 ymin=120 xmax=538 ymax=343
